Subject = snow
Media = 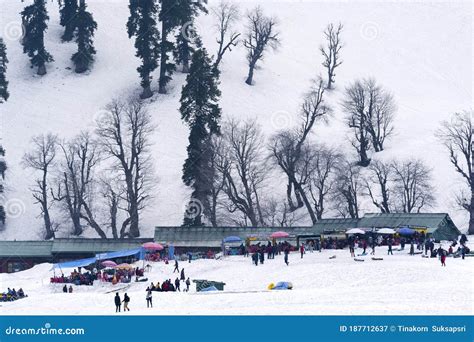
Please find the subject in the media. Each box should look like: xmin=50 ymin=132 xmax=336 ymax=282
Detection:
xmin=0 ymin=0 xmax=472 ymax=239
xmin=0 ymin=245 xmax=472 ymax=315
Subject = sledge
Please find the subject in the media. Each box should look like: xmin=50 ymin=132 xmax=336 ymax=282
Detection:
xmin=357 ymin=253 xmax=368 ymax=256
xmin=329 ymin=255 xmax=336 ymax=259
xmin=371 ymin=257 xmax=383 ymax=261
xmin=105 ymin=284 xmax=131 ymax=294
xmin=354 ymin=258 xmax=365 ymax=262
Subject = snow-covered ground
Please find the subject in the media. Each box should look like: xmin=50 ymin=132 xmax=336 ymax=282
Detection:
xmin=1 ymin=245 xmax=473 ymax=315
xmin=0 ymin=0 xmax=472 ymax=239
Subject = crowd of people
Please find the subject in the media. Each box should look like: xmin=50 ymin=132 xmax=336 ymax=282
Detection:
xmin=0 ymin=288 xmax=26 ymax=302
xmin=50 ymin=268 xmax=97 ymax=285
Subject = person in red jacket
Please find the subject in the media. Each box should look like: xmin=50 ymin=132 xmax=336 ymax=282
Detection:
xmin=300 ymin=244 xmax=305 ymax=259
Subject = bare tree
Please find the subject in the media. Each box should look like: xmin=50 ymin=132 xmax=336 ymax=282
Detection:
xmin=96 ymin=99 xmax=155 ymax=238
xmin=243 ymin=6 xmax=280 ymax=85
xmin=320 ymin=22 xmax=343 ymax=89
xmin=306 ymin=144 xmax=341 ymax=219
xmin=270 ymin=77 xmax=331 ymax=224
xmin=392 ymin=159 xmax=435 ymax=213
xmin=53 ymin=132 xmax=106 ymax=238
xmin=436 ymin=111 xmax=473 ymax=233
xmin=212 ymin=1 xmax=240 ymax=69
xmin=219 ymin=119 xmax=268 ymax=226
xmin=99 ymin=175 xmax=125 ymax=239
xmin=342 ymin=79 xmax=396 ymax=166
xmin=22 ymin=133 xmax=58 ymax=239
xmin=332 ymin=158 xmax=362 ymax=219
xmin=363 ymin=159 xmax=393 ymax=213
xmin=208 ymin=135 xmax=230 ymax=227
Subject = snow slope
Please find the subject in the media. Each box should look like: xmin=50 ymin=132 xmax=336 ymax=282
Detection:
xmin=0 ymin=245 xmax=473 ymax=315
xmin=0 ymin=0 xmax=472 ymax=239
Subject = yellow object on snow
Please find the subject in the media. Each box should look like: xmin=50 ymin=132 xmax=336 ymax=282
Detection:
xmin=267 ymin=283 xmax=275 ymax=290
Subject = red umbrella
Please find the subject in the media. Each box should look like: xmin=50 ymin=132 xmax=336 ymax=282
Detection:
xmin=270 ymin=231 xmax=290 ymax=238
xmin=142 ymin=242 xmax=164 ymax=250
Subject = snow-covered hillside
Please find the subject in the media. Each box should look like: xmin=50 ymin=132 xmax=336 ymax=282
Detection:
xmin=0 ymin=0 xmax=472 ymax=239
xmin=1 ymin=246 xmax=473 ymax=315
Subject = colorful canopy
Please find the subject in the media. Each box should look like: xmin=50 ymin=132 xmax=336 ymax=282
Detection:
xmin=115 ymin=263 xmax=133 ymax=270
xmin=101 ymin=260 xmax=117 ymax=267
xmin=377 ymin=228 xmax=396 ymax=234
xmin=142 ymin=242 xmax=164 ymax=250
xmin=270 ymin=231 xmax=289 ymax=238
xmin=398 ymin=227 xmax=415 ymax=235
xmin=346 ymin=228 xmax=365 ymax=234
xmin=223 ymin=236 xmax=242 ymax=243
xmin=53 ymin=257 xmax=96 ymax=270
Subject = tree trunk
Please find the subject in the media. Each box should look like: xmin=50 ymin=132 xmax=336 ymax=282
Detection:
xmin=469 ymin=149 xmax=474 ymax=235
xmin=72 ymin=213 xmax=82 ymax=236
xmin=129 ymin=203 xmax=140 ymax=237
xmin=182 ymin=61 xmax=190 ymax=73
xmin=245 ymin=65 xmax=254 ymax=85
xmin=158 ymin=25 xmax=168 ymax=94
xmin=140 ymin=84 xmax=153 ymax=99
xmin=37 ymin=64 xmax=46 ymax=76
xmin=293 ymin=180 xmax=317 ymax=224
xmin=43 ymin=209 xmax=54 ymax=239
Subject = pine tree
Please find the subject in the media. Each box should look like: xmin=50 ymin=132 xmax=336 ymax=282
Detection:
xmin=181 ymin=48 xmax=221 ymax=226
xmin=174 ymin=0 xmax=207 ymax=73
xmin=127 ymin=0 xmax=161 ymax=99
xmin=71 ymin=0 xmax=97 ymax=73
xmin=157 ymin=0 xmax=181 ymax=94
xmin=21 ymin=0 xmax=54 ymax=76
xmin=59 ymin=0 xmax=78 ymax=42
xmin=0 ymin=38 xmax=9 ymax=103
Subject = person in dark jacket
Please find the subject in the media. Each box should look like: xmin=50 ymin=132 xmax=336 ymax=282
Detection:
xmin=63 ymin=284 xmax=68 ymax=293
xmin=173 ymin=259 xmax=179 ymax=273
xmin=409 ymin=240 xmax=415 ymax=255
xmin=175 ymin=277 xmax=181 ymax=292
xmin=284 ymin=248 xmax=289 ymax=266
xmin=188 ymin=252 xmax=192 ymax=263
xmin=387 ymin=238 xmax=393 ymax=255
xmin=439 ymin=248 xmax=447 ymax=267
xmin=180 ymin=268 xmax=185 ymax=282
xmin=122 ymin=293 xmax=130 ymax=311
xmin=114 ymin=293 xmax=121 ymax=312
xmin=185 ymin=277 xmax=191 ymax=292
xmin=259 ymin=250 xmax=265 ymax=264
xmin=254 ymin=252 xmax=259 ymax=266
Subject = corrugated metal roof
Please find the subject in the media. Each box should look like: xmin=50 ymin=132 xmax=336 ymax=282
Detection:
xmin=50 ymin=238 xmax=152 ymax=253
xmin=358 ymin=213 xmax=454 ymax=229
xmin=0 ymin=241 xmax=53 ymax=257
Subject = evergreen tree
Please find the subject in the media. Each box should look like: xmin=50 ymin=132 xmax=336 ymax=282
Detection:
xmin=71 ymin=0 xmax=97 ymax=73
xmin=21 ymin=0 xmax=54 ymax=75
xmin=0 ymin=38 xmax=9 ymax=103
xmin=127 ymin=0 xmax=161 ymax=99
xmin=174 ymin=0 xmax=207 ymax=73
xmin=181 ymin=48 xmax=221 ymax=226
xmin=157 ymin=0 xmax=181 ymax=94
xmin=59 ymin=0 xmax=78 ymax=42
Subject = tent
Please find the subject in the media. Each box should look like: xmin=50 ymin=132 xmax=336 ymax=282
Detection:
xmin=96 ymin=247 xmax=145 ymax=261
xmin=53 ymin=257 xmax=97 ymax=270
xmin=223 ymin=236 xmax=242 ymax=243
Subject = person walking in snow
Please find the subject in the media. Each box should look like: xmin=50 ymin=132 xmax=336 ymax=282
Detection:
xmin=409 ymin=240 xmax=415 ymax=256
xmin=175 ymin=277 xmax=181 ymax=292
xmin=114 ymin=293 xmax=121 ymax=312
xmin=252 ymin=252 xmax=258 ymax=266
xmin=259 ymin=250 xmax=265 ymax=264
xmin=349 ymin=241 xmax=355 ymax=258
xmin=188 ymin=252 xmax=192 ymax=263
xmin=284 ymin=248 xmax=289 ymax=266
xmin=180 ymin=268 xmax=185 ymax=282
xmin=300 ymin=244 xmax=305 ymax=259
xmin=361 ymin=239 xmax=367 ymax=254
xmin=387 ymin=238 xmax=393 ymax=255
xmin=439 ymin=248 xmax=447 ymax=267
xmin=122 ymin=293 xmax=130 ymax=311
xmin=173 ymin=259 xmax=179 ymax=273
xmin=146 ymin=287 xmax=153 ymax=308
xmin=186 ymin=277 xmax=191 ymax=292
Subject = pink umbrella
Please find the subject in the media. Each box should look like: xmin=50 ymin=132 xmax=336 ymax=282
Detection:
xmin=142 ymin=242 xmax=164 ymax=251
xmin=101 ymin=260 xmax=117 ymax=267
xmin=270 ymin=231 xmax=290 ymax=239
